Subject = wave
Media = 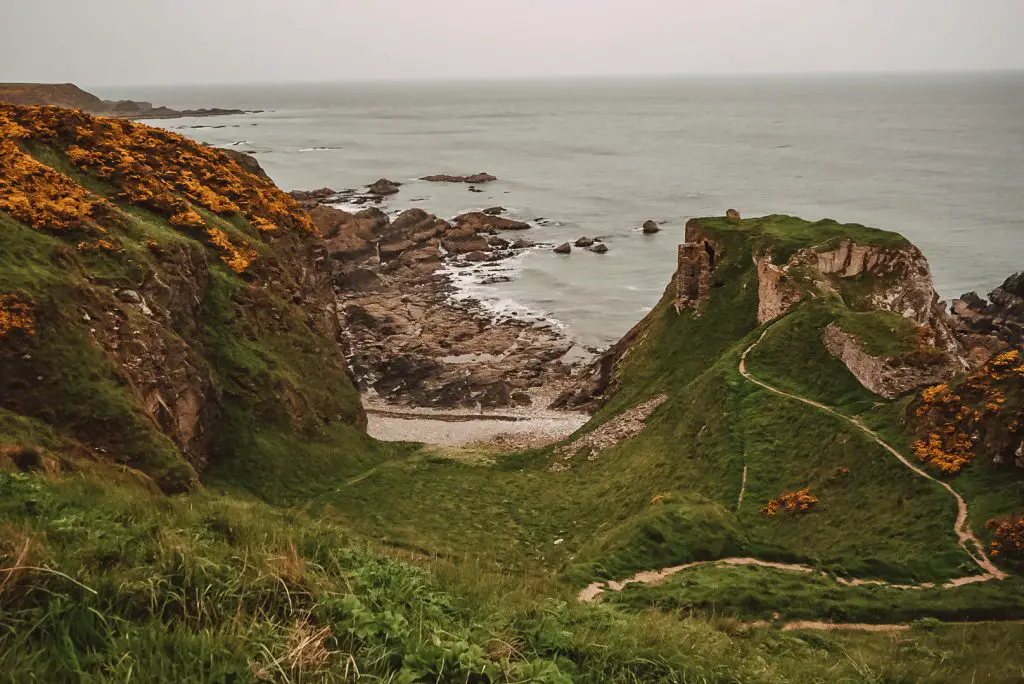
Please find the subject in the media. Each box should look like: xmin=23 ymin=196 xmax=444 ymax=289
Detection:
xmin=437 ymin=251 xmax=566 ymax=330
xmin=298 ymin=146 xmax=340 ymax=152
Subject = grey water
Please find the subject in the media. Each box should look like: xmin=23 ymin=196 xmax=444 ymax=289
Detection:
xmin=98 ymin=74 xmax=1024 ymax=347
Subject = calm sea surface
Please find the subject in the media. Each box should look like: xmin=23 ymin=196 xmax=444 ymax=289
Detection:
xmin=99 ymin=74 xmax=1024 ymax=346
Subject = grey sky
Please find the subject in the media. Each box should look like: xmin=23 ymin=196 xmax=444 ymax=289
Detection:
xmin=2 ymin=0 xmax=1023 ymax=86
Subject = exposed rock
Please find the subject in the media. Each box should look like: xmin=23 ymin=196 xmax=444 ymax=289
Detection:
xmin=421 ymin=173 xmax=498 ymax=183
xmin=951 ymin=272 xmax=1024 ymax=367
xmin=483 ymin=206 xmax=506 ymax=215
xmin=802 ymin=239 xmax=960 ymax=354
xmin=726 ymin=209 xmax=741 ymax=220
xmin=464 ymin=251 xmax=490 ymax=262
xmin=755 ymin=256 xmax=803 ymax=324
xmin=552 ymin=395 xmax=667 ymax=467
xmin=487 ymin=236 xmax=511 ymax=249
xmin=554 ymin=243 xmax=572 ymax=254
xmin=511 ymin=238 xmax=536 ymax=249
xmin=453 ymin=212 xmax=530 ymax=232
xmin=368 ymin=178 xmax=400 ymax=196
xmin=642 ymin=220 xmax=660 ymax=234
xmin=468 ymin=186 xmax=483 ymax=193
xmin=574 ymin=237 xmax=595 ymax=247
xmin=822 ymin=324 xmax=958 ymax=399
xmin=589 ymin=243 xmax=609 ymax=254
xmin=674 ymin=221 xmax=718 ymax=314
xmin=221 ymin=149 xmax=272 ymax=183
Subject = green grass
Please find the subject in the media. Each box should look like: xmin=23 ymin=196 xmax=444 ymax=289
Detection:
xmin=833 ymin=309 xmax=920 ymax=357
xmin=609 ymin=563 xmax=1024 ymax=623
xmin=5 ymin=469 xmax=1024 ymax=682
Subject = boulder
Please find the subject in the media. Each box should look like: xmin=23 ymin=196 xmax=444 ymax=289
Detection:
xmin=642 ymin=220 xmax=660 ymax=234
xmin=368 ymin=178 xmax=400 ymax=196
xmin=554 ymin=243 xmax=571 ymax=254
xmin=453 ymin=211 xmax=530 ymax=232
xmin=487 ymin=236 xmax=511 ymax=249
xmin=441 ymin=227 xmax=489 ymax=254
xmin=511 ymin=238 xmax=536 ymax=249
xmin=589 ymin=243 xmax=609 ymax=254
xmin=726 ymin=208 xmax=741 ymax=220
xmin=574 ymin=237 xmax=595 ymax=248
xmin=464 ymin=251 xmax=490 ymax=262
xmin=483 ymin=206 xmax=506 ymax=215
xmin=421 ymin=173 xmax=497 ymax=183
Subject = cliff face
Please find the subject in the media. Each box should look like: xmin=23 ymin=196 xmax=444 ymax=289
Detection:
xmin=0 ymin=105 xmax=363 ymax=492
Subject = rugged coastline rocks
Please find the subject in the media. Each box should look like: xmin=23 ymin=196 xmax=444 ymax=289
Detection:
xmin=421 ymin=173 xmax=498 ymax=183
xmin=951 ymin=272 xmax=1024 ymax=367
xmin=299 ymin=196 xmax=585 ymax=409
xmin=453 ymin=211 xmax=530 ymax=232
xmin=368 ymin=178 xmax=401 ymax=195
xmin=574 ymin=237 xmax=595 ymax=247
xmin=554 ymin=242 xmax=571 ymax=254
xmin=589 ymin=243 xmax=609 ymax=254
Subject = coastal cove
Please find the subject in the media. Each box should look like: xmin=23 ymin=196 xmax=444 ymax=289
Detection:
xmin=113 ymin=73 xmax=1024 ymax=347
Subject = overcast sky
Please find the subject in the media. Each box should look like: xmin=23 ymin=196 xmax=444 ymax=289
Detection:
xmin=2 ymin=0 xmax=1023 ymax=86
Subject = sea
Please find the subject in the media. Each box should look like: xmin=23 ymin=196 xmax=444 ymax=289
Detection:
xmin=96 ymin=74 xmax=1024 ymax=347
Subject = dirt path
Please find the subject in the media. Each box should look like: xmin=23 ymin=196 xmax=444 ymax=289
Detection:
xmin=736 ymin=464 xmax=748 ymax=511
xmin=739 ymin=327 xmax=1004 ymax=580
xmin=578 ymin=323 xmax=1005 ymax=606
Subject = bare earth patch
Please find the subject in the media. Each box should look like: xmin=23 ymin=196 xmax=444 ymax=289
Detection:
xmin=550 ymin=394 xmax=667 ymax=471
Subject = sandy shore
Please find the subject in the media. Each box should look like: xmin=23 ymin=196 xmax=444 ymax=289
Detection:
xmin=364 ymin=395 xmax=588 ymax=447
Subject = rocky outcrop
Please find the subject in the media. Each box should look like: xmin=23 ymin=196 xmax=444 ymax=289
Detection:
xmin=789 ymin=239 xmax=960 ymax=355
xmin=589 ymin=243 xmax=609 ymax=254
xmin=574 ymin=237 xmax=595 ymax=247
xmin=642 ymin=220 xmax=660 ymax=234
xmin=726 ymin=209 xmax=741 ymax=220
xmin=554 ymin=243 xmax=571 ymax=254
xmin=674 ymin=221 xmax=718 ymax=314
xmin=755 ymin=256 xmax=803 ymax=324
xmin=822 ymin=324 xmax=958 ymax=399
xmin=292 ymin=194 xmax=582 ymax=410
xmin=452 ymin=212 xmax=530 ymax=232
xmin=951 ymin=272 xmax=1024 ymax=367
xmin=421 ymin=173 xmax=497 ymax=183
xmin=368 ymin=178 xmax=401 ymax=195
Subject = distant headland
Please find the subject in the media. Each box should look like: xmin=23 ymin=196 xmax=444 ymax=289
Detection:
xmin=0 ymin=82 xmax=257 ymax=119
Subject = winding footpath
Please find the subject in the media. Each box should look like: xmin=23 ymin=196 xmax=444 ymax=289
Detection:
xmin=579 ymin=325 xmax=1006 ymax=609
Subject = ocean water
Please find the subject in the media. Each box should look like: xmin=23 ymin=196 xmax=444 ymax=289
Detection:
xmin=100 ymin=74 xmax=1024 ymax=347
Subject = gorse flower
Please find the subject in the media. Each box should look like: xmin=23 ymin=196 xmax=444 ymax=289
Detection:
xmin=761 ymin=489 xmax=818 ymax=517
xmin=0 ymin=295 xmax=35 ymax=337
xmin=1 ymin=104 xmax=317 ymax=275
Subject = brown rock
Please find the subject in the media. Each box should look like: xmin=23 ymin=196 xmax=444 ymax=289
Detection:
xmin=554 ymin=243 xmax=571 ymax=254
xmin=574 ymin=237 xmax=595 ymax=247
xmin=642 ymin=220 xmax=660 ymax=234
xmin=368 ymin=178 xmax=401 ymax=195
xmin=589 ymin=243 xmax=609 ymax=254
xmin=726 ymin=208 xmax=741 ymax=220
xmin=483 ymin=206 xmax=506 ymax=215
xmin=421 ymin=173 xmax=497 ymax=183
xmin=453 ymin=211 xmax=530 ymax=232
xmin=464 ymin=251 xmax=490 ymax=262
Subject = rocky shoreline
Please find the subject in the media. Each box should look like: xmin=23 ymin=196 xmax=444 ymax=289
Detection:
xmin=292 ymin=186 xmax=597 ymax=425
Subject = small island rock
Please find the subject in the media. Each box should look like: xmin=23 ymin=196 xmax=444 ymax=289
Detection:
xmin=553 ymin=243 xmax=572 ymax=254
xmin=642 ymin=220 xmax=660 ymax=234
